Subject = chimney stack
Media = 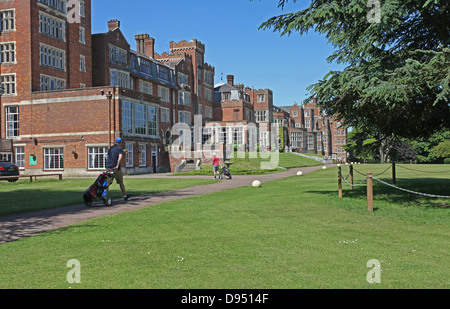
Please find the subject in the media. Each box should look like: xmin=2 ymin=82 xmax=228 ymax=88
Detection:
xmin=227 ymin=75 xmax=234 ymax=86
xmin=108 ymin=19 xmax=120 ymax=31
xmin=135 ymin=34 xmax=155 ymax=58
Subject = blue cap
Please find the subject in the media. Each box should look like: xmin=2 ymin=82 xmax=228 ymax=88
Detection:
xmin=115 ymin=137 xmax=122 ymax=143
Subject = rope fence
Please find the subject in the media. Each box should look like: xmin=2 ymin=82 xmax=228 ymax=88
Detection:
xmin=337 ymin=163 xmax=450 ymax=212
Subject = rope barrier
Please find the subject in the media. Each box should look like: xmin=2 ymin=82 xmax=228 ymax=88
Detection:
xmin=370 ymin=175 xmax=450 ymax=199
xmin=341 ymin=174 xmax=367 ymax=187
xmin=396 ymin=164 xmax=450 ymax=174
xmin=353 ymin=165 xmax=392 ymax=177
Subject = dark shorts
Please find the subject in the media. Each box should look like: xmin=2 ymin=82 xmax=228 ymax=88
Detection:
xmin=213 ymin=165 xmax=219 ymax=172
xmin=106 ymin=168 xmax=123 ymax=185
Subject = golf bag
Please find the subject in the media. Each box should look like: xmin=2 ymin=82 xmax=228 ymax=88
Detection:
xmin=83 ymin=171 xmax=114 ymax=207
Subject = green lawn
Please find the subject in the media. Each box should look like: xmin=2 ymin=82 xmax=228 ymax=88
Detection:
xmin=0 ymin=177 xmax=217 ymax=217
xmin=0 ymin=164 xmax=448 ymax=289
xmin=175 ymin=152 xmax=321 ymax=176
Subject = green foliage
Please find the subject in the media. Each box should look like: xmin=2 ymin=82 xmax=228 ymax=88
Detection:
xmin=409 ymin=130 xmax=450 ymax=163
xmin=260 ymin=0 xmax=450 ymax=138
xmin=432 ymin=140 xmax=450 ymax=158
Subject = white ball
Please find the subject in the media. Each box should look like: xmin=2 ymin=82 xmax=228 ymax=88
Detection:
xmin=252 ymin=180 xmax=262 ymax=188
xmin=297 ymin=171 xmax=303 ymax=176
xmin=322 ymin=166 xmax=327 ymax=170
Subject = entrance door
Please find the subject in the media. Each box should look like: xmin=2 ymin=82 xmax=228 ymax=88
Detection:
xmin=151 ymin=146 xmax=158 ymax=173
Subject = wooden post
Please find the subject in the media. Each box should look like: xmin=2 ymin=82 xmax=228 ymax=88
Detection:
xmin=350 ymin=164 xmax=354 ymax=190
xmin=367 ymin=171 xmax=373 ymax=212
xmin=338 ymin=166 xmax=343 ymax=198
xmin=392 ymin=162 xmax=396 ymax=184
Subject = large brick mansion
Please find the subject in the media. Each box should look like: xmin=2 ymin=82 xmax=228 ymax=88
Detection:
xmin=0 ymin=0 xmax=347 ymax=176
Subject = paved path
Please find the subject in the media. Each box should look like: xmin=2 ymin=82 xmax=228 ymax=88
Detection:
xmin=0 ymin=165 xmax=331 ymax=244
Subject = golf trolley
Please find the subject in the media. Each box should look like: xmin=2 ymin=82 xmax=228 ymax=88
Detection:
xmin=83 ymin=171 xmax=115 ymax=207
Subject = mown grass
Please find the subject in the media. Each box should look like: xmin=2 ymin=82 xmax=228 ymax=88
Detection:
xmin=0 ymin=177 xmax=217 ymax=217
xmin=174 ymin=152 xmax=321 ymax=176
xmin=0 ymin=164 xmax=448 ymax=289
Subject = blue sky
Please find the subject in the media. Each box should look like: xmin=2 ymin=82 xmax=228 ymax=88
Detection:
xmin=91 ymin=0 xmax=344 ymax=107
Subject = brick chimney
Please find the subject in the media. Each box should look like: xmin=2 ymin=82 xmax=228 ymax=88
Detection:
xmin=227 ymin=75 xmax=234 ymax=86
xmin=144 ymin=36 xmax=155 ymax=58
xmin=135 ymin=34 xmax=155 ymax=58
xmin=108 ymin=19 xmax=120 ymax=31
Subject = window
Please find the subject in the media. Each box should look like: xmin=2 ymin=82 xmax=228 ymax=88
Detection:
xmin=40 ymin=74 xmax=66 ymax=91
xmin=139 ymin=144 xmax=146 ymax=167
xmin=307 ymin=135 xmax=314 ymax=150
xmin=179 ymin=91 xmax=191 ymax=106
xmin=291 ymin=132 xmax=303 ymax=149
xmin=6 ymin=106 xmax=19 ymax=138
xmin=139 ymin=80 xmax=152 ymax=95
xmin=44 ymin=148 xmax=64 ymax=170
xmin=257 ymin=94 xmax=265 ymax=102
xmin=202 ymin=127 xmax=212 ymax=145
xmin=15 ymin=146 xmax=25 ymax=169
xmin=79 ymin=26 xmax=85 ymax=44
xmin=79 ymin=0 xmax=85 ymax=17
xmin=88 ymin=147 xmax=108 ymax=169
xmin=222 ymin=92 xmax=230 ymax=101
xmin=161 ymin=107 xmax=170 ymax=123
xmin=109 ymin=45 xmax=127 ymax=64
xmin=0 ymin=42 xmax=15 ymax=64
xmin=39 ymin=12 xmax=65 ymax=41
xmin=205 ymin=106 xmax=212 ymax=119
xmin=178 ymin=72 xmax=188 ymax=85
xmin=125 ymin=143 xmax=133 ymax=167
xmin=158 ymin=86 xmax=170 ymax=103
xmin=255 ymin=110 xmax=268 ymax=122
xmin=204 ymin=70 xmax=213 ymax=86
xmin=158 ymin=66 xmax=169 ymax=81
xmin=178 ymin=111 xmax=191 ymax=126
xmin=148 ymin=106 xmax=158 ymax=136
xmin=140 ymin=58 xmax=152 ymax=75
xmin=80 ymin=55 xmax=86 ymax=72
xmin=122 ymin=101 xmax=133 ymax=135
xmin=0 ymin=10 xmax=15 ymax=32
xmin=110 ymin=69 xmax=130 ymax=88
xmin=40 ymin=44 xmax=65 ymax=70
xmin=135 ymin=103 xmax=147 ymax=135
xmin=292 ymin=111 xmax=298 ymax=117
xmin=38 ymin=0 xmax=67 ymax=13
xmin=1 ymin=74 xmax=16 ymax=95
xmin=204 ymin=88 xmax=213 ymax=102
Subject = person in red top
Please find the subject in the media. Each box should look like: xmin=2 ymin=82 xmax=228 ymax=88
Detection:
xmin=212 ymin=153 xmax=221 ymax=179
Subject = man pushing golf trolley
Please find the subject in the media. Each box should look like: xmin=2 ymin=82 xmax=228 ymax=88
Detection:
xmin=83 ymin=137 xmax=131 ymax=207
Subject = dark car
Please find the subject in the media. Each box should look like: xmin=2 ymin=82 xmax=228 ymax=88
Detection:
xmin=0 ymin=161 xmax=20 ymax=182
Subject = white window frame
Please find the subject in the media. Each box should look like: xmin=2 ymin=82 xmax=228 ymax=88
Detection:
xmin=139 ymin=144 xmax=146 ymax=167
xmin=88 ymin=146 xmax=108 ymax=170
xmin=5 ymin=106 xmax=19 ymax=138
xmin=44 ymin=147 xmax=64 ymax=170
xmin=125 ymin=143 xmax=134 ymax=167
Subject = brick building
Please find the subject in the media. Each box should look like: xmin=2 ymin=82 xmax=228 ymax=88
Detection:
xmin=277 ymin=98 xmax=348 ymax=162
xmin=0 ymin=1 xmax=347 ymax=176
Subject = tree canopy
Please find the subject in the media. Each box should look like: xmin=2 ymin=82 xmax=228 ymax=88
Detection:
xmin=259 ymin=0 xmax=450 ymax=139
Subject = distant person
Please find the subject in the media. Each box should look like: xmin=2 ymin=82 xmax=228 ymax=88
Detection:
xmin=212 ymin=153 xmax=221 ymax=179
xmin=106 ymin=137 xmax=131 ymax=201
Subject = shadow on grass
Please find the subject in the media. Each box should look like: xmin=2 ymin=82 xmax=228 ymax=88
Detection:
xmin=307 ymin=177 xmax=450 ymax=209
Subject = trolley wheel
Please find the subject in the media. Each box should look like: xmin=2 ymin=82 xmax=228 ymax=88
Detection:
xmin=85 ymin=200 xmax=92 ymax=207
xmin=107 ymin=198 xmax=113 ymax=207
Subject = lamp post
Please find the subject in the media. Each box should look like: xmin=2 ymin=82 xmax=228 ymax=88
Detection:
xmin=101 ymin=90 xmax=113 ymax=147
